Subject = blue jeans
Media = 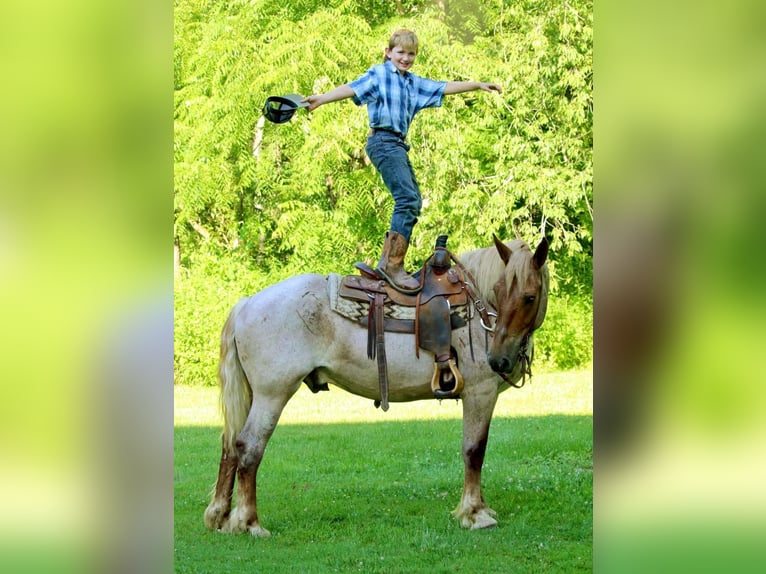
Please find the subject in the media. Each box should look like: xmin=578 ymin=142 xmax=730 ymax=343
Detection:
xmin=365 ymin=131 xmax=422 ymax=242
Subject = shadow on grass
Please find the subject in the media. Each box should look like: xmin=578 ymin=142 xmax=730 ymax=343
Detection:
xmin=175 ymin=415 xmax=592 ymax=574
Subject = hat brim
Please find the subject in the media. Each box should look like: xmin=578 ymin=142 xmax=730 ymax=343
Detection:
xmin=279 ymin=93 xmax=309 ymax=109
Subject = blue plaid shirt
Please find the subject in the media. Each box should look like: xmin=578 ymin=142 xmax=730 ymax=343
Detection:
xmin=349 ymin=60 xmax=446 ymax=138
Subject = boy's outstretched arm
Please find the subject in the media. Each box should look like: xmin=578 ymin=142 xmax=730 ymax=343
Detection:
xmin=444 ymin=81 xmax=503 ymax=95
xmin=301 ymin=85 xmax=355 ymax=112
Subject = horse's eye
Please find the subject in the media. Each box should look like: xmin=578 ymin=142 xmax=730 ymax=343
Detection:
xmin=525 ymin=295 xmax=536 ymax=304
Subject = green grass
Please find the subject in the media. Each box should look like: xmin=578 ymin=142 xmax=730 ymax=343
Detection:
xmin=174 ymin=368 xmax=592 ymax=573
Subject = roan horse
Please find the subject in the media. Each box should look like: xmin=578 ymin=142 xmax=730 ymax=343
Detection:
xmin=204 ymin=236 xmax=549 ymax=536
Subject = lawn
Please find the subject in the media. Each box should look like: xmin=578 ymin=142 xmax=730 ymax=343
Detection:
xmin=174 ymin=368 xmax=592 ymax=573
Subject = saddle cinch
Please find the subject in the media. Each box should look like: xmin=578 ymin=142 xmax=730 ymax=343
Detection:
xmin=339 ymin=235 xmax=469 ymax=411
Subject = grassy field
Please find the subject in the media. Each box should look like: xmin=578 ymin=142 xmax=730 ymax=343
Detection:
xmin=174 ymin=368 xmax=592 ymax=573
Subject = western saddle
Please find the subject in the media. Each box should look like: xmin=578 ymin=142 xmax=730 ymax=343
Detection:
xmin=338 ymin=235 xmax=483 ymax=411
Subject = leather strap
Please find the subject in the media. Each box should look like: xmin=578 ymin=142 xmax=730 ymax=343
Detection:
xmin=374 ymin=293 xmax=389 ymax=411
xmin=447 ymin=251 xmax=496 ymax=363
xmin=366 ymin=294 xmax=376 ymax=360
xmin=414 ymin=287 xmax=423 ymax=359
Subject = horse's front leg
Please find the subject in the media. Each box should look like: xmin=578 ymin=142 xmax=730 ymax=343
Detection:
xmin=453 ymin=388 xmax=499 ymax=529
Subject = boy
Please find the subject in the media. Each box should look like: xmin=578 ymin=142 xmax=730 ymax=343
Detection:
xmin=303 ymin=29 xmax=502 ymax=291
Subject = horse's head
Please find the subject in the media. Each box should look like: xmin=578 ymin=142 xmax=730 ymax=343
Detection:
xmin=486 ymin=235 xmax=549 ymax=377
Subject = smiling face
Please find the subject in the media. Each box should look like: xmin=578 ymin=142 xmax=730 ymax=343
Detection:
xmin=385 ymin=44 xmax=418 ymax=74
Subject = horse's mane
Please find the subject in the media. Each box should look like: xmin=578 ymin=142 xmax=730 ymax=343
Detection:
xmin=458 ymin=239 xmax=548 ymax=310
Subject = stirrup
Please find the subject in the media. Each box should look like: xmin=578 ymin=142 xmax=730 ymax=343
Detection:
xmin=431 ymin=358 xmax=464 ymax=399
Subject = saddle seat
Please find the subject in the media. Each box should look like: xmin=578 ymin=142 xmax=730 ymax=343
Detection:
xmin=336 ymin=238 xmax=469 ymax=410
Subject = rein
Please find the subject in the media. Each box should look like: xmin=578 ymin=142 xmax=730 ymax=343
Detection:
xmin=448 ymin=250 xmax=534 ymax=389
xmin=502 ymin=333 xmax=532 ymax=388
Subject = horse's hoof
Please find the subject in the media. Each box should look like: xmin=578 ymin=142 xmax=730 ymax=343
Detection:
xmin=219 ymin=507 xmax=270 ymax=537
xmin=470 ymin=508 xmax=498 ymax=530
xmin=249 ymin=524 xmax=271 ymax=538
xmin=203 ymin=502 xmax=229 ymax=530
xmin=220 ymin=507 xmax=248 ymax=534
xmin=219 ymin=519 xmax=240 ymax=534
xmin=454 ymin=505 xmax=497 ymax=529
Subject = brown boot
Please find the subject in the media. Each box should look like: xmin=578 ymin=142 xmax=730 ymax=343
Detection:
xmin=376 ymin=231 xmax=420 ymax=292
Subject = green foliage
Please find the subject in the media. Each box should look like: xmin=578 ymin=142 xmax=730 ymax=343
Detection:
xmin=174 ymin=0 xmax=592 ymax=376
xmin=535 ymin=294 xmax=593 ymax=370
xmin=173 ymin=252 xmax=288 ymax=387
xmin=174 ymin=0 xmax=592 ymax=283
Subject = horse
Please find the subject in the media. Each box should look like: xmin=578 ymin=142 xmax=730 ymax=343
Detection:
xmin=203 ymin=235 xmax=549 ymax=537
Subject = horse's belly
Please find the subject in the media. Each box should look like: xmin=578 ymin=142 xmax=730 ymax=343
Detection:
xmin=315 ymin=341 xmax=437 ymax=403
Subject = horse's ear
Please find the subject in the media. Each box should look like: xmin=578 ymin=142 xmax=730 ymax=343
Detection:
xmin=493 ymin=234 xmax=512 ymax=265
xmin=533 ymin=236 xmax=549 ymax=269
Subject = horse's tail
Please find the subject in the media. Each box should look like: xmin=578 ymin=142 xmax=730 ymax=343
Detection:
xmin=219 ymin=297 xmax=253 ymax=452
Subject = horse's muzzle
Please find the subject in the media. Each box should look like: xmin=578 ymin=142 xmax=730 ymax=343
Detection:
xmin=488 ymin=334 xmax=530 ymax=376
xmin=488 ymin=354 xmax=514 ymax=374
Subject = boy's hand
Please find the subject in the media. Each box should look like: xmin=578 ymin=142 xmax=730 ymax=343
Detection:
xmin=301 ymin=95 xmax=323 ymax=112
xmin=480 ymin=82 xmax=503 ymax=93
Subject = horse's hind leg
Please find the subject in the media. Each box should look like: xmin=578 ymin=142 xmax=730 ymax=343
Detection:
xmin=223 ymin=456 xmax=270 ymax=537
xmin=222 ymin=395 xmax=294 ymax=538
xmin=203 ymin=435 xmax=238 ymax=530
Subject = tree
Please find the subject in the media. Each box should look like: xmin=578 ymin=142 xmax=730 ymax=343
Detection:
xmin=174 ymin=0 xmax=592 ymax=292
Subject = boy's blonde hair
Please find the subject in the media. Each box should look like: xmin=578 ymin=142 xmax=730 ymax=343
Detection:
xmin=389 ymin=29 xmax=418 ymax=53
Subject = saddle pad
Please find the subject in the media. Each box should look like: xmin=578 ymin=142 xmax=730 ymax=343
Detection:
xmin=327 ymin=273 xmax=469 ymax=326
xmin=328 ymin=273 xmax=415 ymax=322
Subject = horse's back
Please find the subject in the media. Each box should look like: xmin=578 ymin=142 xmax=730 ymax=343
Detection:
xmin=235 ymin=273 xmax=328 ymax=325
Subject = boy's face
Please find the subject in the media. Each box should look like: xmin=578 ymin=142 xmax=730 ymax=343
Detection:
xmin=386 ymin=45 xmax=417 ymax=74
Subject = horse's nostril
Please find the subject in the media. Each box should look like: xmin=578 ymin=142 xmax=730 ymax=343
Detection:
xmin=489 ymin=356 xmax=510 ymax=373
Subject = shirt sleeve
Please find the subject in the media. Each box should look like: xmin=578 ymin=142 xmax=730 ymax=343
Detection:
xmin=349 ymin=67 xmax=379 ymax=107
xmin=414 ymin=77 xmax=447 ymax=112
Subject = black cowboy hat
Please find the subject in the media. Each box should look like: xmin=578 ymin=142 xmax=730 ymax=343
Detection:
xmin=262 ymin=93 xmax=309 ymax=124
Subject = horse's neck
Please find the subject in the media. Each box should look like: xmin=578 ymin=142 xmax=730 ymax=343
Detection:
xmin=455 ymin=246 xmax=499 ymax=306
